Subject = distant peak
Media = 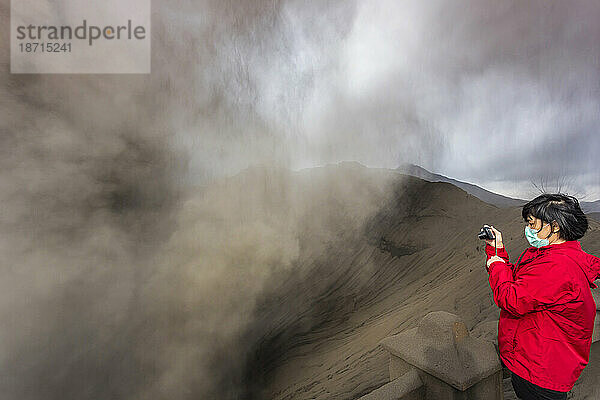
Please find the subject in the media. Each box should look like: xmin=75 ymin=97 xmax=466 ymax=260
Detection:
xmin=396 ymin=163 xmax=431 ymax=172
xmin=336 ymin=160 xmax=367 ymax=168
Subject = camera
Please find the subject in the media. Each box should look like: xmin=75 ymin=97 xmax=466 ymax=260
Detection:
xmin=478 ymin=224 xmax=495 ymax=241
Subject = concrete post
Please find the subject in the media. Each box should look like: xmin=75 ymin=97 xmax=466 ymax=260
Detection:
xmin=380 ymin=311 xmax=503 ymax=399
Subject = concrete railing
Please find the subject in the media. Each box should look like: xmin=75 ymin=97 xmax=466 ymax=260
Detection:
xmin=359 ymin=369 xmax=424 ymax=400
xmin=360 ymin=298 xmax=600 ymax=400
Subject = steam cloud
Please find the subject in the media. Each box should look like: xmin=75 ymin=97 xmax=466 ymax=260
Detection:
xmin=1 ymin=0 xmax=599 ymax=399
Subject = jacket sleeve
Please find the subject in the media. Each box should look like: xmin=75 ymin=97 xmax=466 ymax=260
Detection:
xmin=486 ymin=250 xmax=575 ymax=316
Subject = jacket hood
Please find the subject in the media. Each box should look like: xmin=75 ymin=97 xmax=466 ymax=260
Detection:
xmin=540 ymin=240 xmax=600 ymax=289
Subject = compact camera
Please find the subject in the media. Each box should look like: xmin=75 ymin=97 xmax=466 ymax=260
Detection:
xmin=478 ymin=224 xmax=495 ymax=241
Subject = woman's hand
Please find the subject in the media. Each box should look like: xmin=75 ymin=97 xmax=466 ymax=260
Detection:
xmin=485 ymin=225 xmax=504 ymax=248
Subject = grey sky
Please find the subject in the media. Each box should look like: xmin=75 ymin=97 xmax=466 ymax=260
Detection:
xmin=1 ymin=1 xmax=599 ymax=397
xmin=170 ymin=0 xmax=600 ymax=201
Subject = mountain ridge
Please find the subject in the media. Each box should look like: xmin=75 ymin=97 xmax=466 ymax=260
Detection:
xmin=396 ymin=163 xmax=600 ymax=216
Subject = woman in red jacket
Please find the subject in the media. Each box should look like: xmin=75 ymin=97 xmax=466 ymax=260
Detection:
xmin=485 ymin=193 xmax=600 ymax=400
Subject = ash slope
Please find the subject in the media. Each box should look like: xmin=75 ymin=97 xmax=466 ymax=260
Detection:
xmin=233 ymin=163 xmax=600 ymax=400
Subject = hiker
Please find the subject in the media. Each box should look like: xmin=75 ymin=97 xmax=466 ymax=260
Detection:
xmin=485 ymin=193 xmax=600 ymax=400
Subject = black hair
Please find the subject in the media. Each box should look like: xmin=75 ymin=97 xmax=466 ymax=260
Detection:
xmin=521 ymin=193 xmax=588 ymax=241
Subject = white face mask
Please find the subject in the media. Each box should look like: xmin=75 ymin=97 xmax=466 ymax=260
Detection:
xmin=524 ymin=224 xmax=550 ymax=248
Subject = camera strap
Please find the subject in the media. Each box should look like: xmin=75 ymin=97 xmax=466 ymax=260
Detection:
xmin=512 ymin=249 xmax=530 ymax=277
xmin=515 ymin=249 xmax=527 ymax=268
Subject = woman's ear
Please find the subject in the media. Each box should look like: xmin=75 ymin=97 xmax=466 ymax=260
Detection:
xmin=551 ymin=221 xmax=560 ymax=234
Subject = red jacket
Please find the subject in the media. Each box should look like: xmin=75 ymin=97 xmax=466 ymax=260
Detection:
xmin=486 ymin=240 xmax=600 ymax=392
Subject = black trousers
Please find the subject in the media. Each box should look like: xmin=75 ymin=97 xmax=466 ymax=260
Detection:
xmin=511 ymin=371 xmax=568 ymax=400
